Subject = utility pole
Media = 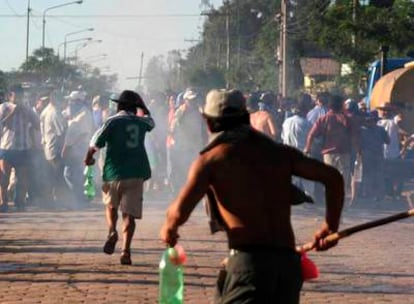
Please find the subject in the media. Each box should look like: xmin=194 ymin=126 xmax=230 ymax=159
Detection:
xmin=225 ymin=5 xmax=230 ymax=72
xmin=201 ymin=2 xmax=230 ymax=72
xmin=379 ymin=45 xmax=389 ymax=77
xmin=352 ymin=0 xmax=357 ymax=47
xmin=138 ymin=52 xmax=144 ymax=87
xmin=26 ymin=0 xmax=31 ymax=61
xmin=279 ymin=0 xmax=288 ymax=97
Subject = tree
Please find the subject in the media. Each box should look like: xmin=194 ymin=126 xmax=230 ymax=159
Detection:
xmin=20 ymin=48 xmax=72 ymax=79
xmin=302 ymin=0 xmax=414 ymax=94
xmin=168 ymin=0 xmax=413 ymax=95
xmin=10 ymin=47 xmax=117 ymax=96
xmin=188 ymin=0 xmax=306 ymax=93
xmin=0 ymin=70 xmax=8 ymax=93
xmin=371 ymin=0 xmax=394 ymax=8
xmin=183 ymin=0 xmax=282 ymax=91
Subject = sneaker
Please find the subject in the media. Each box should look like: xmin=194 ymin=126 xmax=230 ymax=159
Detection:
xmin=103 ymin=231 xmax=118 ymax=255
xmin=120 ymin=250 xmax=132 ymax=265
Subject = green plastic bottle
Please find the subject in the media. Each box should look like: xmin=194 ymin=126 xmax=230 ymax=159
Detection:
xmin=83 ymin=166 xmax=96 ymax=200
xmin=159 ymin=246 xmax=185 ymax=304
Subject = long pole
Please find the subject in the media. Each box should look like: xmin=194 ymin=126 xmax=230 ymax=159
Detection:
xmin=26 ymin=0 xmax=31 ymax=61
xmin=352 ymin=0 xmax=357 ymax=47
xmin=281 ymin=0 xmax=288 ymax=97
xmin=64 ymin=28 xmax=94 ymax=63
xmin=42 ymin=1 xmax=83 ymax=49
xmin=42 ymin=10 xmax=46 ymax=49
xmin=226 ymin=13 xmax=230 ymax=72
xmin=278 ymin=12 xmax=283 ymax=94
xmin=64 ymin=40 xmax=68 ymax=62
xmin=282 ymin=0 xmax=287 ymax=97
xmin=299 ymin=209 xmax=414 ymax=252
xmin=138 ymin=52 xmax=144 ymax=87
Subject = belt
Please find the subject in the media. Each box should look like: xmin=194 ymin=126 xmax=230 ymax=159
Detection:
xmin=229 ymin=245 xmax=296 ymax=256
xmin=229 ymin=249 xmax=238 ymax=256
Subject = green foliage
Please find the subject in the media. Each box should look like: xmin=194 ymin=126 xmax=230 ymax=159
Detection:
xmin=186 ymin=66 xmax=226 ymax=91
xmin=144 ymin=0 xmax=414 ymax=96
xmin=20 ymin=48 xmax=75 ymax=80
xmin=306 ymin=0 xmax=414 ymax=92
xmin=15 ymin=47 xmax=116 ymax=96
xmin=370 ymin=0 xmax=394 ymax=8
xmin=0 ymin=70 xmax=8 ymax=93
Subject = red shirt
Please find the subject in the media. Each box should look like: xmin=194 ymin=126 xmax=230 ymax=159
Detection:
xmin=307 ymin=110 xmax=356 ymax=155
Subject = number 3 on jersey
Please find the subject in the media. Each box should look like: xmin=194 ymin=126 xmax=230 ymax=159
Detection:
xmin=126 ymin=124 xmax=140 ymax=148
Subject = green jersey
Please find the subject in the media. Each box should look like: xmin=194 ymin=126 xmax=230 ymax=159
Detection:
xmin=90 ymin=110 xmax=155 ymax=181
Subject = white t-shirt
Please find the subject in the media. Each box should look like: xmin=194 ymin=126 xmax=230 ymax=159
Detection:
xmin=377 ymin=118 xmax=400 ymax=159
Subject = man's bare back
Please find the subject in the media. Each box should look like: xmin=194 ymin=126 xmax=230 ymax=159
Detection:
xmin=161 ymin=89 xmax=344 ymax=304
xmin=250 ymin=110 xmax=277 ymax=139
xmin=161 ymin=128 xmax=344 ymax=251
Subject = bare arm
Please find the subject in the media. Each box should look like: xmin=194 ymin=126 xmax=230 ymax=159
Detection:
xmin=160 ymin=156 xmax=210 ymax=246
xmin=304 ymin=123 xmax=318 ymax=154
xmin=292 ymin=155 xmax=344 ymax=250
xmin=84 ymin=147 xmax=97 ymax=166
xmin=266 ymin=114 xmax=277 ymax=138
xmin=400 ymin=133 xmax=414 ymax=158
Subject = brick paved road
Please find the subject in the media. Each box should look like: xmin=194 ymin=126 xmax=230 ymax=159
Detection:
xmin=0 ymin=198 xmax=413 ymax=304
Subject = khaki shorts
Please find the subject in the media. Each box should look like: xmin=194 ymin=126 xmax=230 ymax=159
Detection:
xmin=102 ymin=178 xmax=144 ymax=219
xmin=323 ymin=153 xmax=351 ymax=191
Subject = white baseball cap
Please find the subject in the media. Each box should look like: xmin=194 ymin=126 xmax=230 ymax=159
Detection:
xmin=65 ymin=90 xmax=86 ymax=101
xmin=200 ymin=89 xmax=247 ymax=118
xmin=183 ymin=89 xmax=198 ymax=101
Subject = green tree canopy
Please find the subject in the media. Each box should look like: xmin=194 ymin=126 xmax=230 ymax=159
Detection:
xmin=305 ymin=0 xmax=414 ymax=89
xmin=145 ymin=0 xmax=414 ymax=96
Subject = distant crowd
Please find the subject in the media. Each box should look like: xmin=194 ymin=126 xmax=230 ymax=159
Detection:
xmin=0 ymin=84 xmax=412 ymax=213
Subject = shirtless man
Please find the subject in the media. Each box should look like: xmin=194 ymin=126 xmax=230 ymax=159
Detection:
xmin=249 ymin=99 xmax=277 ymax=140
xmin=160 ymin=89 xmax=344 ymax=304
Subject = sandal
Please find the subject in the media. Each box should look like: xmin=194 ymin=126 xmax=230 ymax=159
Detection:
xmin=120 ymin=249 xmax=132 ymax=265
xmin=103 ymin=231 xmax=118 ymax=255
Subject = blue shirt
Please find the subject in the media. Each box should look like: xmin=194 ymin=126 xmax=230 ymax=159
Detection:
xmin=282 ymin=114 xmax=312 ymax=151
xmin=307 ymin=105 xmax=327 ymax=125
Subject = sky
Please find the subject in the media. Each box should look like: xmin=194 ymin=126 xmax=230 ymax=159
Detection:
xmin=0 ymin=0 xmax=222 ymax=90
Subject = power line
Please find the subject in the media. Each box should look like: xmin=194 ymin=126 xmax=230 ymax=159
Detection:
xmin=45 ymin=13 xmax=91 ymax=30
xmin=30 ymin=10 xmax=41 ymax=30
xmin=4 ymin=0 xmax=19 ymax=16
xmin=0 ymin=13 xmax=201 ymax=18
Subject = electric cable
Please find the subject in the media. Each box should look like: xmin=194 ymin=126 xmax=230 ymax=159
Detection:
xmin=4 ymin=0 xmax=20 ymax=16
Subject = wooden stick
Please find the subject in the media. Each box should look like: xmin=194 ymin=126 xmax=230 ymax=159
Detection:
xmin=325 ymin=209 xmax=414 ymax=242
xmin=299 ymin=209 xmax=414 ymax=252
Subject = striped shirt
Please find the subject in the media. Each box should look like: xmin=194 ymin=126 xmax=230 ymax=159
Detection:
xmin=0 ymin=102 xmax=39 ymax=150
xmin=40 ymin=103 xmax=67 ymax=160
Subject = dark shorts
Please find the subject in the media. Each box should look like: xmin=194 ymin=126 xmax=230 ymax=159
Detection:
xmin=215 ymin=246 xmax=303 ymax=304
xmin=0 ymin=149 xmax=32 ymax=167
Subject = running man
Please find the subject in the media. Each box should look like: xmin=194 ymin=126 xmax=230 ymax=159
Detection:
xmin=84 ymin=90 xmax=155 ymax=265
xmin=160 ymin=89 xmax=344 ymax=303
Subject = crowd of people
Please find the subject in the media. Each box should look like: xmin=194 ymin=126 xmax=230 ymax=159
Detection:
xmin=1 ymin=82 xmax=412 ymax=302
xmin=149 ymin=88 xmax=412 ymax=206
xmin=0 ymin=83 xmax=411 ymax=213
xmin=0 ymin=85 xmax=95 ymax=212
